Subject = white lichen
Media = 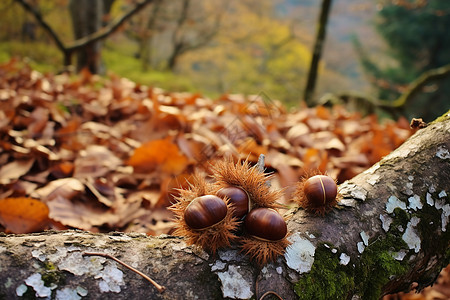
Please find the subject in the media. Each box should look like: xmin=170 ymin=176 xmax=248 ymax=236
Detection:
xmin=350 ymin=186 xmax=368 ymax=201
xmin=276 ymin=267 xmax=283 ymax=274
xmin=217 ymin=265 xmax=253 ymax=299
xmin=408 ymin=194 xmax=423 ymax=211
xmin=360 ymin=231 xmax=369 ymax=246
xmin=95 ymin=263 xmax=124 ymax=293
xmin=56 ymin=288 xmax=81 ymax=300
xmin=31 ymin=249 xmax=46 ymax=262
xmin=380 ymin=214 xmax=393 ymax=232
xmin=284 ymin=233 xmax=316 ymax=274
xmin=357 ymin=242 xmax=365 ymax=254
xmin=366 ymin=174 xmax=380 ymax=186
xmin=24 ymin=273 xmax=52 ymax=298
xmin=218 ymin=249 xmax=244 ymax=262
xmin=392 ymin=250 xmax=407 ymax=261
xmin=210 ymin=260 xmax=227 ymax=272
xmin=386 ymin=196 xmax=407 ymax=213
xmin=405 ymin=182 xmax=414 ymax=196
xmin=439 ymin=190 xmax=447 ymax=198
xmin=339 ymin=253 xmax=350 ymax=265
xmin=429 ymin=184 xmax=436 ymax=193
xmin=436 ymin=146 xmax=450 ymax=159
xmin=441 ymin=204 xmax=450 ymax=232
xmin=76 ymin=286 xmax=88 ymax=297
xmin=16 ymin=284 xmax=27 ymax=297
xmin=426 ymin=193 xmax=434 ymax=206
xmin=58 ymin=252 xmax=106 ymax=276
xmin=402 ymin=217 xmax=421 ymax=253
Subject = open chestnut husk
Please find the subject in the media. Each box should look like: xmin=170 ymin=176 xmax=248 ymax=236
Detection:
xmin=216 ymin=186 xmax=249 ymax=219
xmin=169 ymin=174 xmax=239 ymax=253
xmin=293 ymin=174 xmax=338 ymax=215
xmin=240 ymin=207 xmax=290 ymax=265
xmin=211 ymin=158 xmax=282 ymax=209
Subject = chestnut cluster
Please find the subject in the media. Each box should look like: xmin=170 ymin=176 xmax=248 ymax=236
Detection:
xmin=170 ymin=159 xmax=340 ymax=265
xmin=169 ymin=159 xmax=289 ymax=265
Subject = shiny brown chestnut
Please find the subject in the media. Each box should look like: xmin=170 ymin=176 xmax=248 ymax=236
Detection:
xmin=184 ymin=195 xmax=227 ymax=230
xmin=216 ymin=186 xmax=249 ymax=219
xmin=244 ymin=208 xmax=287 ymax=241
xmin=303 ymin=175 xmax=337 ymax=208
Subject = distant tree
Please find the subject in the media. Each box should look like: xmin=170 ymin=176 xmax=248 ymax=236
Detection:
xmin=358 ymin=0 xmax=450 ymax=120
xmin=126 ymin=0 xmax=225 ymax=72
xmin=14 ymin=0 xmax=154 ymax=73
xmin=303 ymin=0 xmax=333 ymax=106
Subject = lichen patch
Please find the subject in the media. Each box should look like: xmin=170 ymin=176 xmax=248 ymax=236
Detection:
xmin=284 ymin=233 xmax=316 ymax=274
xmin=95 ymin=263 xmax=124 ymax=293
xmin=426 ymin=193 xmax=434 ymax=206
xmin=386 ymin=196 xmax=407 ymax=213
xmin=24 ymin=273 xmax=52 ymax=298
xmin=402 ymin=217 xmax=421 ymax=253
xmin=380 ymin=214 xmax=393 ymax=232
xmin=56 ymin=287 xmax=81 ymax=300
xmin=408 ymin=195 xmax=423 ymax=211
xmin=217 ymin=265 xmax=253 ymax=299
xmin=360 ymin=231 xmax=369 ymax=246
xmin=339 ymin=253 xmax=350 ymax=265
xmin=436 ymin=146 xmax=450 ymax=159
xmin=441 ymin=204 xmax=450 ymax=232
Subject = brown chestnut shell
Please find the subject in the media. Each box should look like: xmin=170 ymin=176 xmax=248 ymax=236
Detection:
xmin=184 ymin=195 xmax=227 ymax=230
xmin=216 ymin=186 xmax=249 ymax=219
xmin=244 ymin=208 xmax=287 ymax=241
xmin=303 ymin=175 xmax=337 ymax=208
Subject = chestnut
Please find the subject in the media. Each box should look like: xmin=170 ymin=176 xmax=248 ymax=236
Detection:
xmin=216 ymin=186 xmax=249 ymax=219
xmin=184 ymin=195 xmax=227 ymax=230
xmin=303 ymin=175 xmax=337 ymax=208
xmin=244 ymin=208 xmax=287 ymax=241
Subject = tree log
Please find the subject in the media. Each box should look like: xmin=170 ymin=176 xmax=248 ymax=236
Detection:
xmin=0 ymin=114 xmax=449 ymax=300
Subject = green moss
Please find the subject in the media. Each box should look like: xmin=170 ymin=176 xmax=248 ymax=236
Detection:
xmin=429 ymin=109 xmax=450 ymax=125
xmin=294 ymin=244 xmax=354 ymax=300
xmin=39 ymin=262 xmax=64 ymax=287
xmin=355 ymin=233 xmax=408 ymax=299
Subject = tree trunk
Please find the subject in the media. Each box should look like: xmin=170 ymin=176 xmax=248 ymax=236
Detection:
xmin=69 ymin=0 xmax=104 ymax=74
xmin=1 ymin=115 xmax=449 ymax=299
xmin=304 ymin=0 xmax=333 ymax=106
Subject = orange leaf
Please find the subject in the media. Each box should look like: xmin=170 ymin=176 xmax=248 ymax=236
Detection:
xmin=128 ymin=137 xmax=189 ymax=174
xmin=0 ymin=198 xmax=49 ymax=233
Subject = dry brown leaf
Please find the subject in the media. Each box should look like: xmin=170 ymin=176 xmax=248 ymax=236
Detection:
xmin=32 ymin=178 xmax=84 ymax=202
xmin=0 ymin=159 xmax=34 ymax=184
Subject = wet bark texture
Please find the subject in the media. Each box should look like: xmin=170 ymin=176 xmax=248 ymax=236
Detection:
xmin=0 ymin=115 xmax=449 ymax=300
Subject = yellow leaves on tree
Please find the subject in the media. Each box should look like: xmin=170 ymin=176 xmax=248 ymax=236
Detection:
xmin=128 ymin=137 xmax=189 ymax=174
xmin=0 ymin=198 xmax=49 ymax=233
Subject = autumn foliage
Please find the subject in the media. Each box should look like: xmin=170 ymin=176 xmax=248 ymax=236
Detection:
xmin=0 ymin=58 xmax=416 ymax=235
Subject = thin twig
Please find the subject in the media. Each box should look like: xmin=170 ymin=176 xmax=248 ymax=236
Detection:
xmin=259 ymin=290 xmax=284 ymax=300
xmin=82 ymin=252 xmax=166 ymax=293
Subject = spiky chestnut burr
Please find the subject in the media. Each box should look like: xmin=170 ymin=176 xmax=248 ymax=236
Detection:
xmin=169 ymin=174 xmax=239 ymax=253
xmin=293 ymin=173 xmax=338 ymax=215
xmin=211 ymin=157 xmax=282 ymax=210
xmin=240 ymin=208 xmax=290 ymax=265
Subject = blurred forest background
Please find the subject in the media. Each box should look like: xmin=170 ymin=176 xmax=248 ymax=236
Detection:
xmin=1 ymin=0 xmax=449 ymax=120
xmin=0 ymin=1 xmax=449 ymax=298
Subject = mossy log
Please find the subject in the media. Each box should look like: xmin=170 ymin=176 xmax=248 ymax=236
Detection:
xmin=0 ymin=115 xmax=449 ymax=300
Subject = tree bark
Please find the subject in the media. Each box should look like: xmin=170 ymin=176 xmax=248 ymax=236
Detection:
xmin=304 ymin=0 xmax=333 ymax=106
xmin=1 ymin=115 xmax=449 ymax=299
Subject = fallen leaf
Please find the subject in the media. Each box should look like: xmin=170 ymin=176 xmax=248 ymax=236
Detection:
xmin=0 ymin=197 xmax=49 ymax=233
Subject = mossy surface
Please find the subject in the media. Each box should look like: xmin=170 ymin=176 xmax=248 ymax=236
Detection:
xmin=294 ymin=244 xmax=354 ymax=300
xmin=355 ymin=233 xmax=408 ymax=299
